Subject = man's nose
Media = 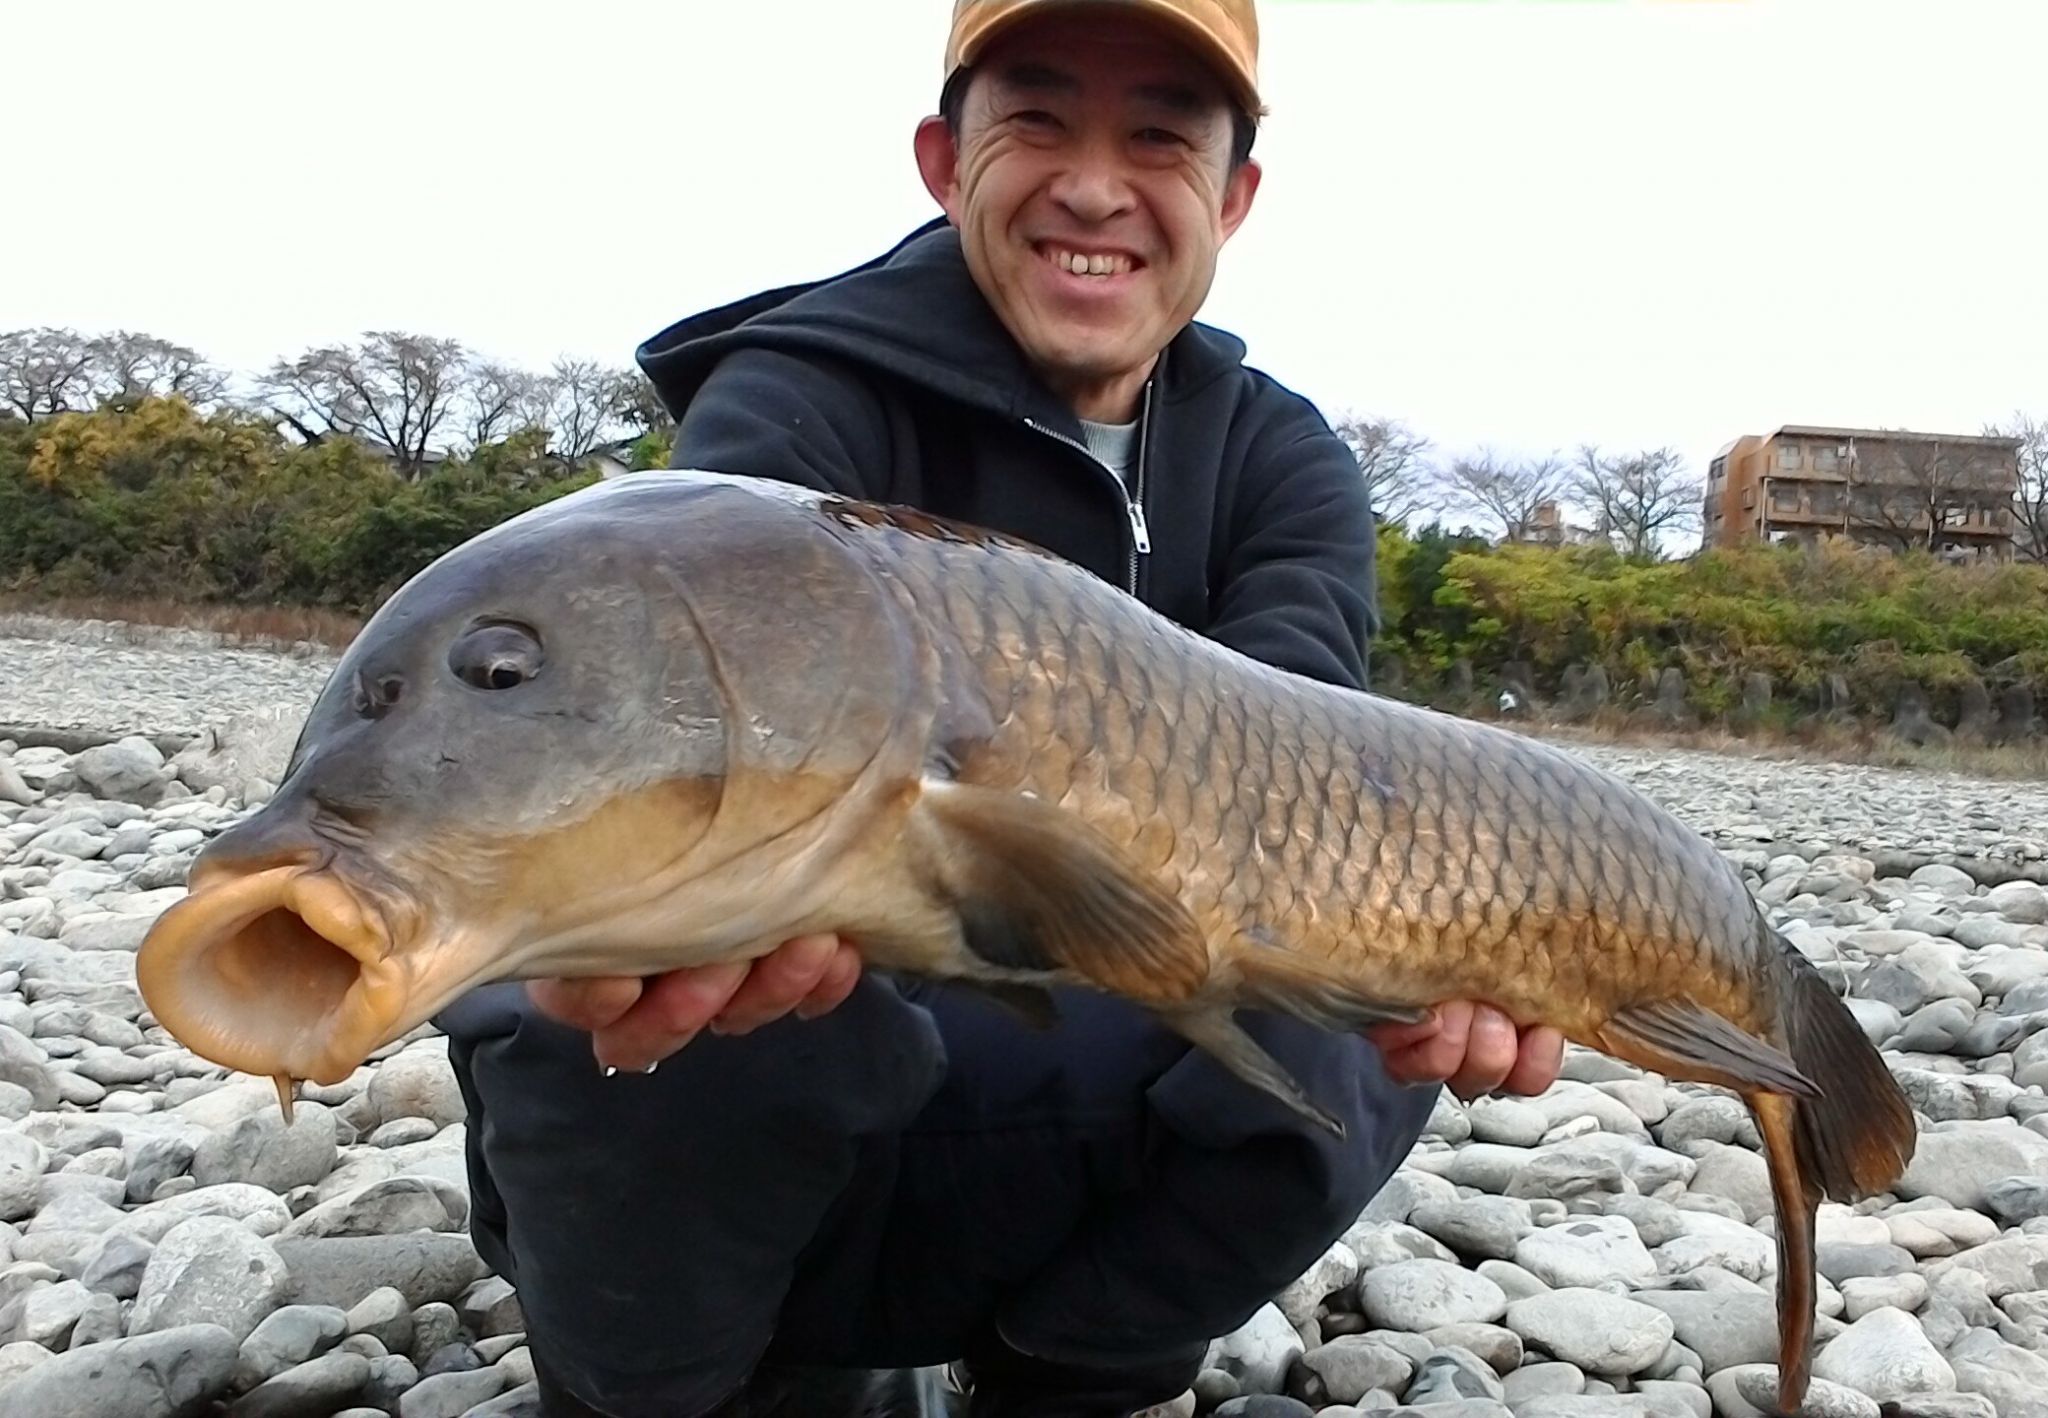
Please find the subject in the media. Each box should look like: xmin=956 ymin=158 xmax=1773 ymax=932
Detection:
xmin=1048 ymin=145 xmax=1137 ymax=225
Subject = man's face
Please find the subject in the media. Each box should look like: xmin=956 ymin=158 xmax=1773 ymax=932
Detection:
xmin=916 ymin=9 xmax=1261 ymax=415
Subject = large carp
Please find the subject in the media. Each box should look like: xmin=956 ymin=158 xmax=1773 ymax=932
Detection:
xmin=138 ymin=470 xmax=1915 ymax=1413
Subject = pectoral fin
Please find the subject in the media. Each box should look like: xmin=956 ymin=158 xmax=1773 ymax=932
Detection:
xmin=1166 ymin=1005 xmax=1348 ymax=1138
xmin=912 ymin=780 xmax=1364 ymax=1138
xmin=915 ymin=779 xmax=1211 ymax=1004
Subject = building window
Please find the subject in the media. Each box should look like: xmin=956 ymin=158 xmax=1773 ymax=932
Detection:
xmin=1778 ymin=445 xmax=1802 ymax=469
xmin=1813 ymin=446 xmax=1839 ymax=472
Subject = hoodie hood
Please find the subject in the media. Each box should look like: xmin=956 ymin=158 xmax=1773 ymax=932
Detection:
xmin=635 ymin=219 xmax=1250 ymax=437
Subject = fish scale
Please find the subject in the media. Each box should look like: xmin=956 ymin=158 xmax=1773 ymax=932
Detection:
xmin=887 ymin=513 xmax=1736 ymax=1028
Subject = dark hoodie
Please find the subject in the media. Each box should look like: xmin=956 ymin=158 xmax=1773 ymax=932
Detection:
xmin=638 ymin=217 xmax=1383 ymax=691
xmin=622 ymin=220 xmax=1437 ymax=1408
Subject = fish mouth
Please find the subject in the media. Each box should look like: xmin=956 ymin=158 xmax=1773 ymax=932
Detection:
xmin=136 ymin=859 xmax=414 ymax=1089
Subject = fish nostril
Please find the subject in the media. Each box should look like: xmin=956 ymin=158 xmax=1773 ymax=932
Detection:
xmin=354 ymin=670 xmax=406 ymax=719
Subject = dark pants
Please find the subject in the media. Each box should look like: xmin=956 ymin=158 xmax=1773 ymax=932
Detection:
xmin=441 ymin=973 xmax=1430 ymax=1418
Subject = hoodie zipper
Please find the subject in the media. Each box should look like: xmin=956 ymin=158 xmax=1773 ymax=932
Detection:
xmin=1022 ymin=379 xmax=1153 ymax=594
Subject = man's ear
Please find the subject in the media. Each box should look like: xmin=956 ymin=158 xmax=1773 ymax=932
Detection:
xmin=1218 ymin=157 xmax=1261 ymax=243
xmin=915 ymin=115 xmax=963 ymax=224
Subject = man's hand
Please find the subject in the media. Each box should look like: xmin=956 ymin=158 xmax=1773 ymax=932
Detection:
xmin=1368 ymin=1001 xmax=1564 ymax=1101
xmin=526 ymin=933 xmax=863 ymax=1074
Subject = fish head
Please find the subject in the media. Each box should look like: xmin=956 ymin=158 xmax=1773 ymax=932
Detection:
xmin=136 ymin=473 xmax=927 ymax=1088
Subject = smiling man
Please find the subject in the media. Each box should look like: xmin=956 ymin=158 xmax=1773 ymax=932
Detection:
xmin=438 ymin=4 xmax=1563 ymax=1416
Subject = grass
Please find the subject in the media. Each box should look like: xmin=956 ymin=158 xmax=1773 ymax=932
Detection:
xmin=0 ymin=593 xmax=362 ymax=651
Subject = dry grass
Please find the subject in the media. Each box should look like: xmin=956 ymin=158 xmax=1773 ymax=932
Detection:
xmin=0 ymin=593 xmax=363 ymax=650
xmin=1529 ymin=709 xmax=2048 ymax=782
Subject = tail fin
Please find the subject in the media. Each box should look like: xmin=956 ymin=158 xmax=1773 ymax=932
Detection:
xmin=1755 ymin=936 xmax=1919 ymax=1413
xmin=1778 ymin=939 xmax=1917 ymax=1202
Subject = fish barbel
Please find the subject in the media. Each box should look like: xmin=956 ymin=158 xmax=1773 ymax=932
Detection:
xmin=136 ymin=470 xmax=1915 ymax=1413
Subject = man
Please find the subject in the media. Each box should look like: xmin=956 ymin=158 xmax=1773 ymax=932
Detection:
xmin=439 ymin=4 xmax=1564 ymax=1415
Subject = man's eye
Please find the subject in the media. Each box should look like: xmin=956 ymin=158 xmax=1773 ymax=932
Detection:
xmin=1137 ymin=128 xmax=1188 ymax=147
xmin=1014 ymin=110 xmax=1059 ymax=128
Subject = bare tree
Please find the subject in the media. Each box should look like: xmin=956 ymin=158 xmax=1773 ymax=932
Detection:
xmin=535 ymin=358 xmax=639 ymax=462
xmin=1987 ymin=413 xmax=2047 ymax=563
xmin=86 ymin=331 xmax=228 ymax=407
xmin=1847 ymin=434 xmax=2004 ymax=557
xmin=1434 ymin=449 xmax=1568 ymax=543
xmin=262 ymin=332 xmax=467 ymax=478
xmin=616 ymin=371 xmax=674 ymax=438
xmin=1570 ymin=444 xmax=1703 ymax=559
xmin=1331 ymin=414 xmax=1435 ymax=530
xmin=0 ymin=327 xmax=97 ymax=419
xmin=463 ymin=360 xmax=545 ymax=449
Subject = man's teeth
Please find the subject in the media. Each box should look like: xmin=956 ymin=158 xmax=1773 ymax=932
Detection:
xmin=1047 ymin=248 xmax=1131 ymax=277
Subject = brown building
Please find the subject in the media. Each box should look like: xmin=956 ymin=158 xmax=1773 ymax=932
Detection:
xmin=1524 ymin=499 xmax=1603 ymax=548
xmin=1705 ymin=425 xmax=2021 ymax=560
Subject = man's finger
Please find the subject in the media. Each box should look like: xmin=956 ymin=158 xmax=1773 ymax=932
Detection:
xmin=1447 ymin=1004 xmax=1520 ymax=1099
xmin=711 ymin=934 xmax=842 ymax=1036
xmin=1386 ymin=1000 xmax=1471 ymax=1085
xmin=640 ymin=959 xmax=754 ymax=1037
xmin=1365 ymin=1009 xmax=1446 ymax=1055
xmin=590 ymin=961 xmax=752 ymax=1072
xmin=526 ymin=976 xmax=644 ymax=1032
xmin=1503 ymin=1025 xmax=1566 ymax=1097
xmin=795 ymin=942 xmax=864 ymax=1020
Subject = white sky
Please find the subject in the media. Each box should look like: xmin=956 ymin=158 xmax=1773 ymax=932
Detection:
xmin=5 ymin=0 xmax=2045 ymax=494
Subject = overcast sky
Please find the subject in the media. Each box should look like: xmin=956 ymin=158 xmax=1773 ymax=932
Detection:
xmin=6 ymin=0 xmax=2044 ymax=488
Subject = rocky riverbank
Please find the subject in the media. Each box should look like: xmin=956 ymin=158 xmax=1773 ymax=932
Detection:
xmin=4 ymin=626 xmax=2048 ymax=1417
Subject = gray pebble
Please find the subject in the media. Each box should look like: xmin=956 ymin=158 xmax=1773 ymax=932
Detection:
xmin=1421 ymin=1322 xmax=1522 ymax=1374
xmin=1360 ymin=1260 xmax=1507 ymax=1332
xmin=1404 ymin=1346 xmax=1503 ymax=1404
xmin=365 ymin=1352 xmax=423 ymax=1409
xmin=226 ymin=1350 xmax=372 ymax=1417
xmin=1631 ymin=1290 xmax=1780 ymax=1375
xmin=1409 ymin=1197 xmax=1530 ymax=1261
xmin=131 ymin=1216 xmax=290 ymax=1344
xmin=235 ymin=1304 xmax=349 ymax=1391
xmin=1811 ymin=1306 xmax=1955 ymax=1399
xmin=407 ymin=1300 xmax=465 ymax=1368
xmin=1505 ymin=1289 xmax=1674 ymax=1376
xmin=0 ymin=1321 xmax=240 ymax=1416
xmin=462 ymin=1383 xmax=544 ymax=1418
xmin=1296 ymin=1336 xmax=1414 ymax=1403
xmin=395 ymin=1363 xmax=508 ymax=1417
xmin=1211 ymin=1399 xmax=1315 ymax=1418
xmin=344 ymin=1285 xmax=414 ymax=1353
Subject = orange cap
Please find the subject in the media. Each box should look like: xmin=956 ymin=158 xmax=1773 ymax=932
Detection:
xmin=945 ymin=0 xmax=1264 ymax=117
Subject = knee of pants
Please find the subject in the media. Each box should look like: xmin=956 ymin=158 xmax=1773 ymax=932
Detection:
xmin=440 ymin=976 xmax=947 ymax=1390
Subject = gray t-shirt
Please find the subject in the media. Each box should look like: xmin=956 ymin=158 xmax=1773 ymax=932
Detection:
xmin=1078 ymin=417 xmax=1139 ymax=491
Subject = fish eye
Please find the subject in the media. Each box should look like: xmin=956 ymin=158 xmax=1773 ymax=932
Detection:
xmin=449 ymin=619 xmax=543 ymax=691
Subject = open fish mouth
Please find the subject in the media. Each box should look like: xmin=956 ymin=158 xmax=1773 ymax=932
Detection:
xmin=137 ymin=860 xmax=411 ymax=1091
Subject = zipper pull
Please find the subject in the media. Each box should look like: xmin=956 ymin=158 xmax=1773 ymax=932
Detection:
xmin=1127 ymin=497 xmax=1152 ymax=554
